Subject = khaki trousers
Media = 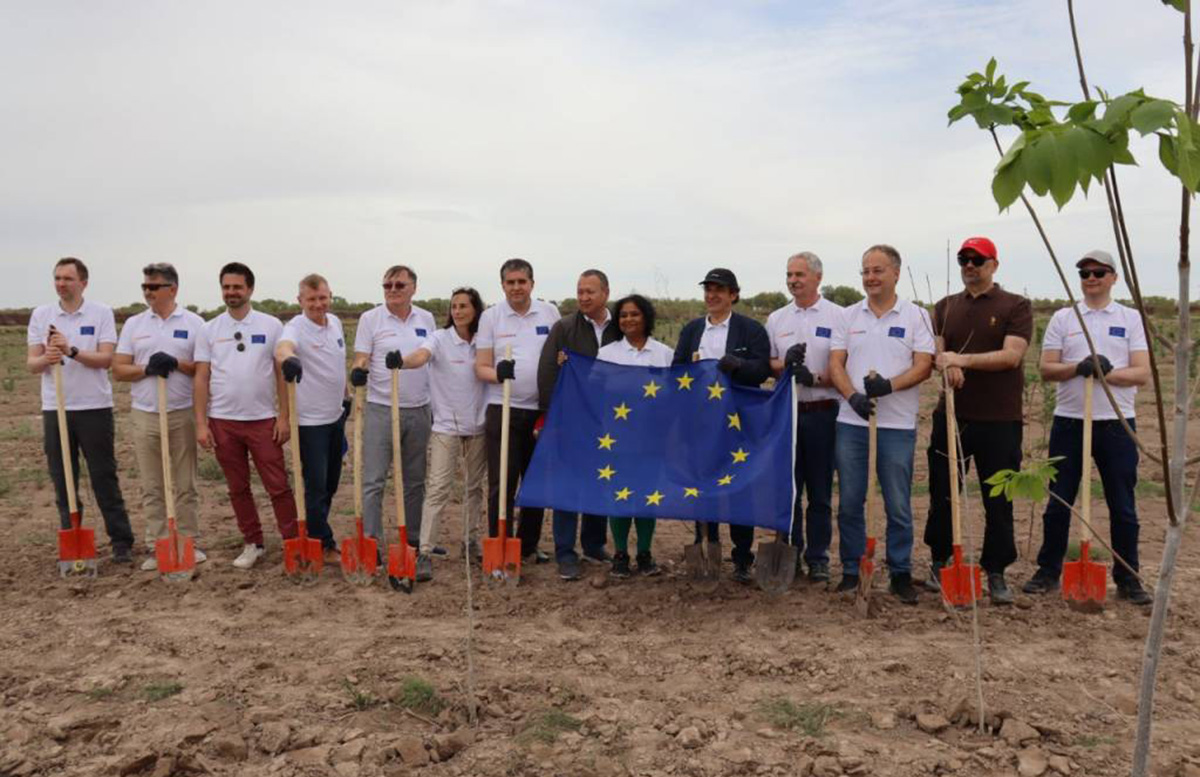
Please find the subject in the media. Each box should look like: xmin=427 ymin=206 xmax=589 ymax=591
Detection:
xmin=420 ymin=432 xmax=486 ymax=553
xmin=131 ymin=408 xmax=199 ymax=544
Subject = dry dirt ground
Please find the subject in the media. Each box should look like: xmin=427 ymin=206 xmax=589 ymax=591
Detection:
xmin=1 ymin=326 xmax=1200 ymax=777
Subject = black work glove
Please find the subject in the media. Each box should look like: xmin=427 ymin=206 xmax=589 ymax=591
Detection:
xmin=340 ymin=398 xmax=352 ymax=422
xmin=281 ymin=356 xmax=303 ymax=383
xmin=863 ymin=373 xmax=893 ymax=398
xmin=385 ymin=350 xmax=403 ymax=370
xmin=144 ymin=352 xmax=178 ymax=378
xmin=350 ymin=367 xmax=369 ymax=387
xmin=717 ymin=354 xmax=743 ymax=374
xmin=784 ymin=343 xmax=807 ymax=369
xmin=1075 ymin=354 xmax=1113 ymax=378
xmin=848 ymin=392 xmax=874 ymax=421
xmin=791 ymin=363 xmax=815 ymax=387
xmin=496 ymin=359 xmax=515 ymax=383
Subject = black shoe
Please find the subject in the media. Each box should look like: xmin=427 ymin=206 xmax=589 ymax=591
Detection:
xmin=1022 ymin=569 xmax=1060 ymax=595
xmin=635 ymin=552 xmax=661 ymax=576
xmin=1117 ymin=579 xmax=1153 ymax=606
xmin=582 ymin=548 xmax=611 ymax=564
xmin=834 ymin=574 xmax=859 ymax=593
xmin=558 ymin=557 xmax=581 ymax=581
xmin=890 ymin=573 xmax=919 ymax=605
xmin=415 ymin=554 xmax=433 ymax=582
xmin=732 ymin=561 xmax=753 ymax=585
xmin=524 ymin=549 xmax=552 ymax=565
xmin=807 ymin=561 xmax=831 ymax=584
xmin=430 ymin=546 xmax=449 ymax=558
xmin=611 ymin=551 xmax=632 ymax=578
xmin=112 ymin=546 xmax=133 ymax=565
xmin=988 ymin=572 xmax=1014 ymax=605
xmin=924 ymin=560 xmax=946 ymax=592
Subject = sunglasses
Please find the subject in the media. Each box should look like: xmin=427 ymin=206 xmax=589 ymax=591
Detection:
xmin=234 ymin=331 xmax=245 ymax=352
xmin=382 ymin=281 xmax=409 ymax=291
xmin=957 ymin=253 xmax=990 ymax=268
xmin=141 ymin=282 xmax=174 ymax=291
xmin=1078 ymin=268 xmax=1111 ymax=279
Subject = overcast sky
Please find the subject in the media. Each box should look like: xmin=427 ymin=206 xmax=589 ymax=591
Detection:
xmin=0 ymin=0 xmax=1190 ymax=310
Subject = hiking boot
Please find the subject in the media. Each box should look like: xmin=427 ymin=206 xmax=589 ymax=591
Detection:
xmin=582 ymin=548 xmax=611 ymax=564
xmin=1117 ymin=579 xmax=1153 ymax=606
xmin=233 ymin=544 xmax=265 ymax=569
xmin=416 ymin=554 xmax=434 ymax=582
xmin=636 ymin=552 xmax=661 ymax=576
xmin=988 ymin=572 xmax=1014 ymax=605
xmin=322 ymin=546 xmax=340 ymax=565
xmin=731 ymin=560 xmax=753 ymax=585
xmin=558 ymin=556 xmax=582 ymax=581
xmin=890 ymin=572 xmax=919 ymax=605
xmin=112 ymin=546 xmax=133 ymax=565
xmin=834 ymin=574 xmax=859 ymax=593
xmin=924 ymin=560 xmax=946 ymax=592
xmin=611 ymin=551 xmax=632 ymax=579
xmin=807 ymin=561 xmax=831 ymax=584
xmin=1022 ymin=569 xmax=1060 ymax=595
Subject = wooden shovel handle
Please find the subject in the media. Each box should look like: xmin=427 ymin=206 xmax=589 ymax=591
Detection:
xmin=865 ymin=370 xmax=878 ymax=542
xmin=1080 ymin=376 xmax=1094 ymax=545
xmin=945 ymin=376 xmax=962 ymax=546
xmin=391 ymin=368 xmax=405 ymax=537
xmin=287 ymin=382 xmax=306 ymax=524
xmin=158 ymin=377 xmax=177 ymax=520
xmin=498 ymin=345 xmax=513 ymax=537
xmin=353 ymin=385 xmax=364 ymax=517
xmin=52 ymin=363 xmax=78 ymax=514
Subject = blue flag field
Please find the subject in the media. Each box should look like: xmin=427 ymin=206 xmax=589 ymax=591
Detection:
xmin=516 ymin=353 xmax=796 ymax=531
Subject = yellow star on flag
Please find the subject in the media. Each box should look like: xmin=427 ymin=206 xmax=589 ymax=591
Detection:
xmin=683 ymin=487 xmax=700 ymax=498
xmin=642 ymin=380 xmax=660 ymax=398
xmin=727 ymin=413 xmax=741 ymax=430
xmin=645 ymin=490 xmax=664 ymax=506
xmin=717 ymin=474 xmax=734 ymax=486
xmin=615 ymin=487 xmax=632 ymax=501
xmin=613 ymin=402 xmax=631 ymax=420
xmin=676 ymin=373 xmax=694 ymax=390
xmin=597 ymin=433 xmax=616 ymax=450
xmin=730 ymin=448 xmax=749 ymax=464
xmin=707 ymin=382 xmax=726 ymax=400
xmin=597 ymin=465 xmax=616 ymax=480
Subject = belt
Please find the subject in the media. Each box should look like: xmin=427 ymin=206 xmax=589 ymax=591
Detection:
xmin=797 ymin=399 xmax=839 ymax=414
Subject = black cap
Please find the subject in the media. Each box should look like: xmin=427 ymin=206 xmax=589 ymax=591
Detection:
xmin=699 ymin=268 xmax=739 ymax=291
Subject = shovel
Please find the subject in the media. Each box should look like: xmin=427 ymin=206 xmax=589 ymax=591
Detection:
xmin=854 ymin=378 xmax=879 ymax=618
xmin=938 ymin=383 xmax=981 ymax=606
xmin=483 ymin=346 xmax=522 ymax=583
xmin=283 ymin=382 xmax=324 ymax=580
xmin=1063 ymin=376 xmax=1106 ymax=613
xmin=340 ymin=385 xmax=378 ymax=584
xmin=52 ymin=363 xmax=98 ymax=578
xmin=387 ymin=367 xmax=418 ymax=593
xmin=756 ymin=377 xmax=800 ymax=595
xmin=153 ymin=377 xmax=195 ymax=582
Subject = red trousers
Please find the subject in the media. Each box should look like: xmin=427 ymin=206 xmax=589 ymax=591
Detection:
xmin=210 ymin=418 xmax=298 ymax=545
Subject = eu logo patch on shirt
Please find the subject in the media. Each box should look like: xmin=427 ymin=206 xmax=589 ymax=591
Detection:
xmin=415 ymin=328 xmax=427 ymax=337
xmin=815 ymin=326 xmax=832 ymax=338
xmin=80 ymin=325 xmax=95 ymax=335
xmin=536 ymin=326 xmax=550 ymax=335
xmin=888 ymin=326 xmax=905 ymax=338
xmin=173 ymin=329 xmax=189 ymax=340
xmin=250 ymin=334 xmax=267 ymax=344
xmin=1109 ymin=326 xmax=1126 ymax=337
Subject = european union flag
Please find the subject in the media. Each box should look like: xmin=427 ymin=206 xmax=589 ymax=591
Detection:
xmin=516 ymin=353 xmax=795 ymax=531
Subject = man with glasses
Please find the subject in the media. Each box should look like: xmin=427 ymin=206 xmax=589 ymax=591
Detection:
xmin=26 ymin=257 xmax=135 ymax=565
xmin=195 ymin=262 xmax=297 ymax=569
xmin=113 ymin=263 xmax=208 ymax=570
xmin=352 ymin=266 xmax=436 ymax=557
xmin=1024 ymin=250 xmax=1152 ymax=605
xmin=923 ymin=238 xmax=1032 ymax=604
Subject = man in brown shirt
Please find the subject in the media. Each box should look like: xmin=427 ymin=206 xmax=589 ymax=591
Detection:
xmin=925 ymin=237 xmax=1033 ymax=604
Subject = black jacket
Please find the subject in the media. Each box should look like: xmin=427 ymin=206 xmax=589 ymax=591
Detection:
xmin=672 ymin=311 xmax=771 ymax=387
xmin=537 ymin=309 xmax=621 ymax=409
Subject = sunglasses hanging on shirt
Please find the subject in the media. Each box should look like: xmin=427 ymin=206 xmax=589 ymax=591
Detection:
xmin=234 ymin=331 xmax=245 ymax=352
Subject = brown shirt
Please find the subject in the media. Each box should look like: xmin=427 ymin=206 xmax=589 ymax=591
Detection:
xmin=933 ymin=284 xmax=1033 ymax=421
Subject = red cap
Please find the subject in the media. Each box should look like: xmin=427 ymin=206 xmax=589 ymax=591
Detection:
xmin=959 ymin=237 xmax=997 ymax=262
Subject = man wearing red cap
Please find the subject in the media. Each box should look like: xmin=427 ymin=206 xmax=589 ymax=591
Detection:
xmin=925 ymin=237 xmax=1032 ymax=604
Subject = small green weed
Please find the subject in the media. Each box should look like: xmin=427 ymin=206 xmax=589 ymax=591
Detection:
xmin=392 ymin=676 xmax=445 ymax=716
xmin=1066 ymin=540 xmax=1112 ymax=562
xmin=344 ymin=681 xmax=380 ymax=711
xmin=756 ymin=698 xmax=837 ymax=736
xmin=198 ymin=456 xmax=224 ymax=482
xmin=143 ymin=681 xmax=183 ymax=702
xmin=517 ymin=709 xmax=582 ymax=745
xmin=1077 ymin=734 xmax=1116 ymax=749
xmin=86 ymin=687 xmax=116 ymax=701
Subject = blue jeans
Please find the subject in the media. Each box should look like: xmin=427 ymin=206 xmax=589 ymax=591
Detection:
xmin=790 ymin=405 xmax=837 ymax=565
xmin=834 ymin=422 xmax=916 ymax=576
xmin=298 ymin=418 xmax=346 ymax=549
xmin=1036 ymin=416 xmax=1139 ymax=583
xmin=553 ymin=510 xmax=608 ymax=563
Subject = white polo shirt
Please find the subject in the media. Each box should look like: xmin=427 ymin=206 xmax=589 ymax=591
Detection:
xmin=697 ymin=315 xmax=731 ymax=360
xmin=832 ymin=297 xmax=935 ymax=430
xmin=766 ymin=296 xmax=845 ymax=403
xmin=597 ymin=337 xmax=674 ymax=368
xmin=1042 ymin=301 xmax=1147 ymax=420
xmin=27 ymin=299 xmax=118 ymax=412
xmin=476 ymin=299 xmax=561 ymax=411
xmin=418 ymin=327 xmax=486 ymax=436
xmin=280 ymin=313 xmax=347 ymax=426
xmin=353 ymin=304 xmax=435 ymax=409
xmin=116 ymin=305 xmax=205 ymax=412
xmin=195 ymin=308 xmax=284 ymax=422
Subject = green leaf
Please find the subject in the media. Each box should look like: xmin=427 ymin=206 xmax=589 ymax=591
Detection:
xmin=995 ymin=133 xmax=1027 ymax=172
xmin=1068 ymin=101 xmax=1099 ymax=123
xmin=1050 ymin=128 xmax=1080 ymax=207
xmin=1131 ymin=99 xmax=1177 ymax=135
xmin=1162 ymin=0 xmax=1188 ymax=13
xmin=1100 ymin=93 xmax=1143 ymax=131
xmin=992 ymin=159 xmax=1025 ymax=211
xmin=1159 ymin=133 xmax=1180 ymax=176
xmin=1022 ymin=132 xmax=1054 ymax=196
xmin=985 ymin=58 xmax=997 ymax=82
xmin=984 ymin=469 xmax=1016 ymax=486
xmin=989 ymin=483 xmax=1005 ymax=498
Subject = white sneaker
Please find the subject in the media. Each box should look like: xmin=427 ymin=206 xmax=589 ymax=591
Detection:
xmin=232 ymin=544 xmax=264 ymax=569
xmin=141 ymin=557 xmax=158 ymax=571
xmin=194 ymin=548 xmax=208 ymax=564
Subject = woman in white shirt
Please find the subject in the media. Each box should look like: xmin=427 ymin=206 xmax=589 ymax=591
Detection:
xmin=401 ymin=288 xmax=487 ymax=581
xmin=596 ymin=294 xmax=674 ymax=578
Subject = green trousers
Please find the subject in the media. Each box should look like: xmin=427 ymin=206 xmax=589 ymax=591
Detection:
xmin=609 ymin=516 xmax=656 ymax=554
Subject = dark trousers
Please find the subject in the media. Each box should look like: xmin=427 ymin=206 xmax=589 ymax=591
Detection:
xmin=552 ymin=510 xmax=608 ymax=563
xmin=789 ymin=405 xmax=837 ymax=565
xmin=42 ymin=409 xmax=134 ymax=551
xmin=485 ymin=404 xmax=545 ymax=556
xmin=924 ymin=413 xmax=1021 ymax=573
xmin=1036 ymin=416 xmax=1140 ymax=584
xmin=694 ymin=522 xmax=755 ymax=566
xmin=298 ymin=418 xmax=346 ymax=549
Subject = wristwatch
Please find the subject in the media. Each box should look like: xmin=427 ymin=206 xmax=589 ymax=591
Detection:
xmin=68 ymin=347 xmax=79 ymax=360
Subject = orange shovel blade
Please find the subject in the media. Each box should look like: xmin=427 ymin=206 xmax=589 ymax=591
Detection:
xmin=387 ymin=543 xmax=416 ymax=580
xmin=283 ymin=536 xmax=324 ymax=577
xmin=58 ymin=512 xmax=97 ymax=577
xmin=1063 ymin=543 xmax=1107 ymax=607
xmin=857 ymin=536 xmax=876 ymax=581
xmin=155 ymin=518 xmax=196 ymax=579
xmin=503 ymin=535 xmax=522 ymax=582
xmin=939 ymin=557 xmax=982 ymax=607
xmin=339 ymin=518 xmax=378 ymax=582
xmin=482 ymin=519 xmax=509 ymax=578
